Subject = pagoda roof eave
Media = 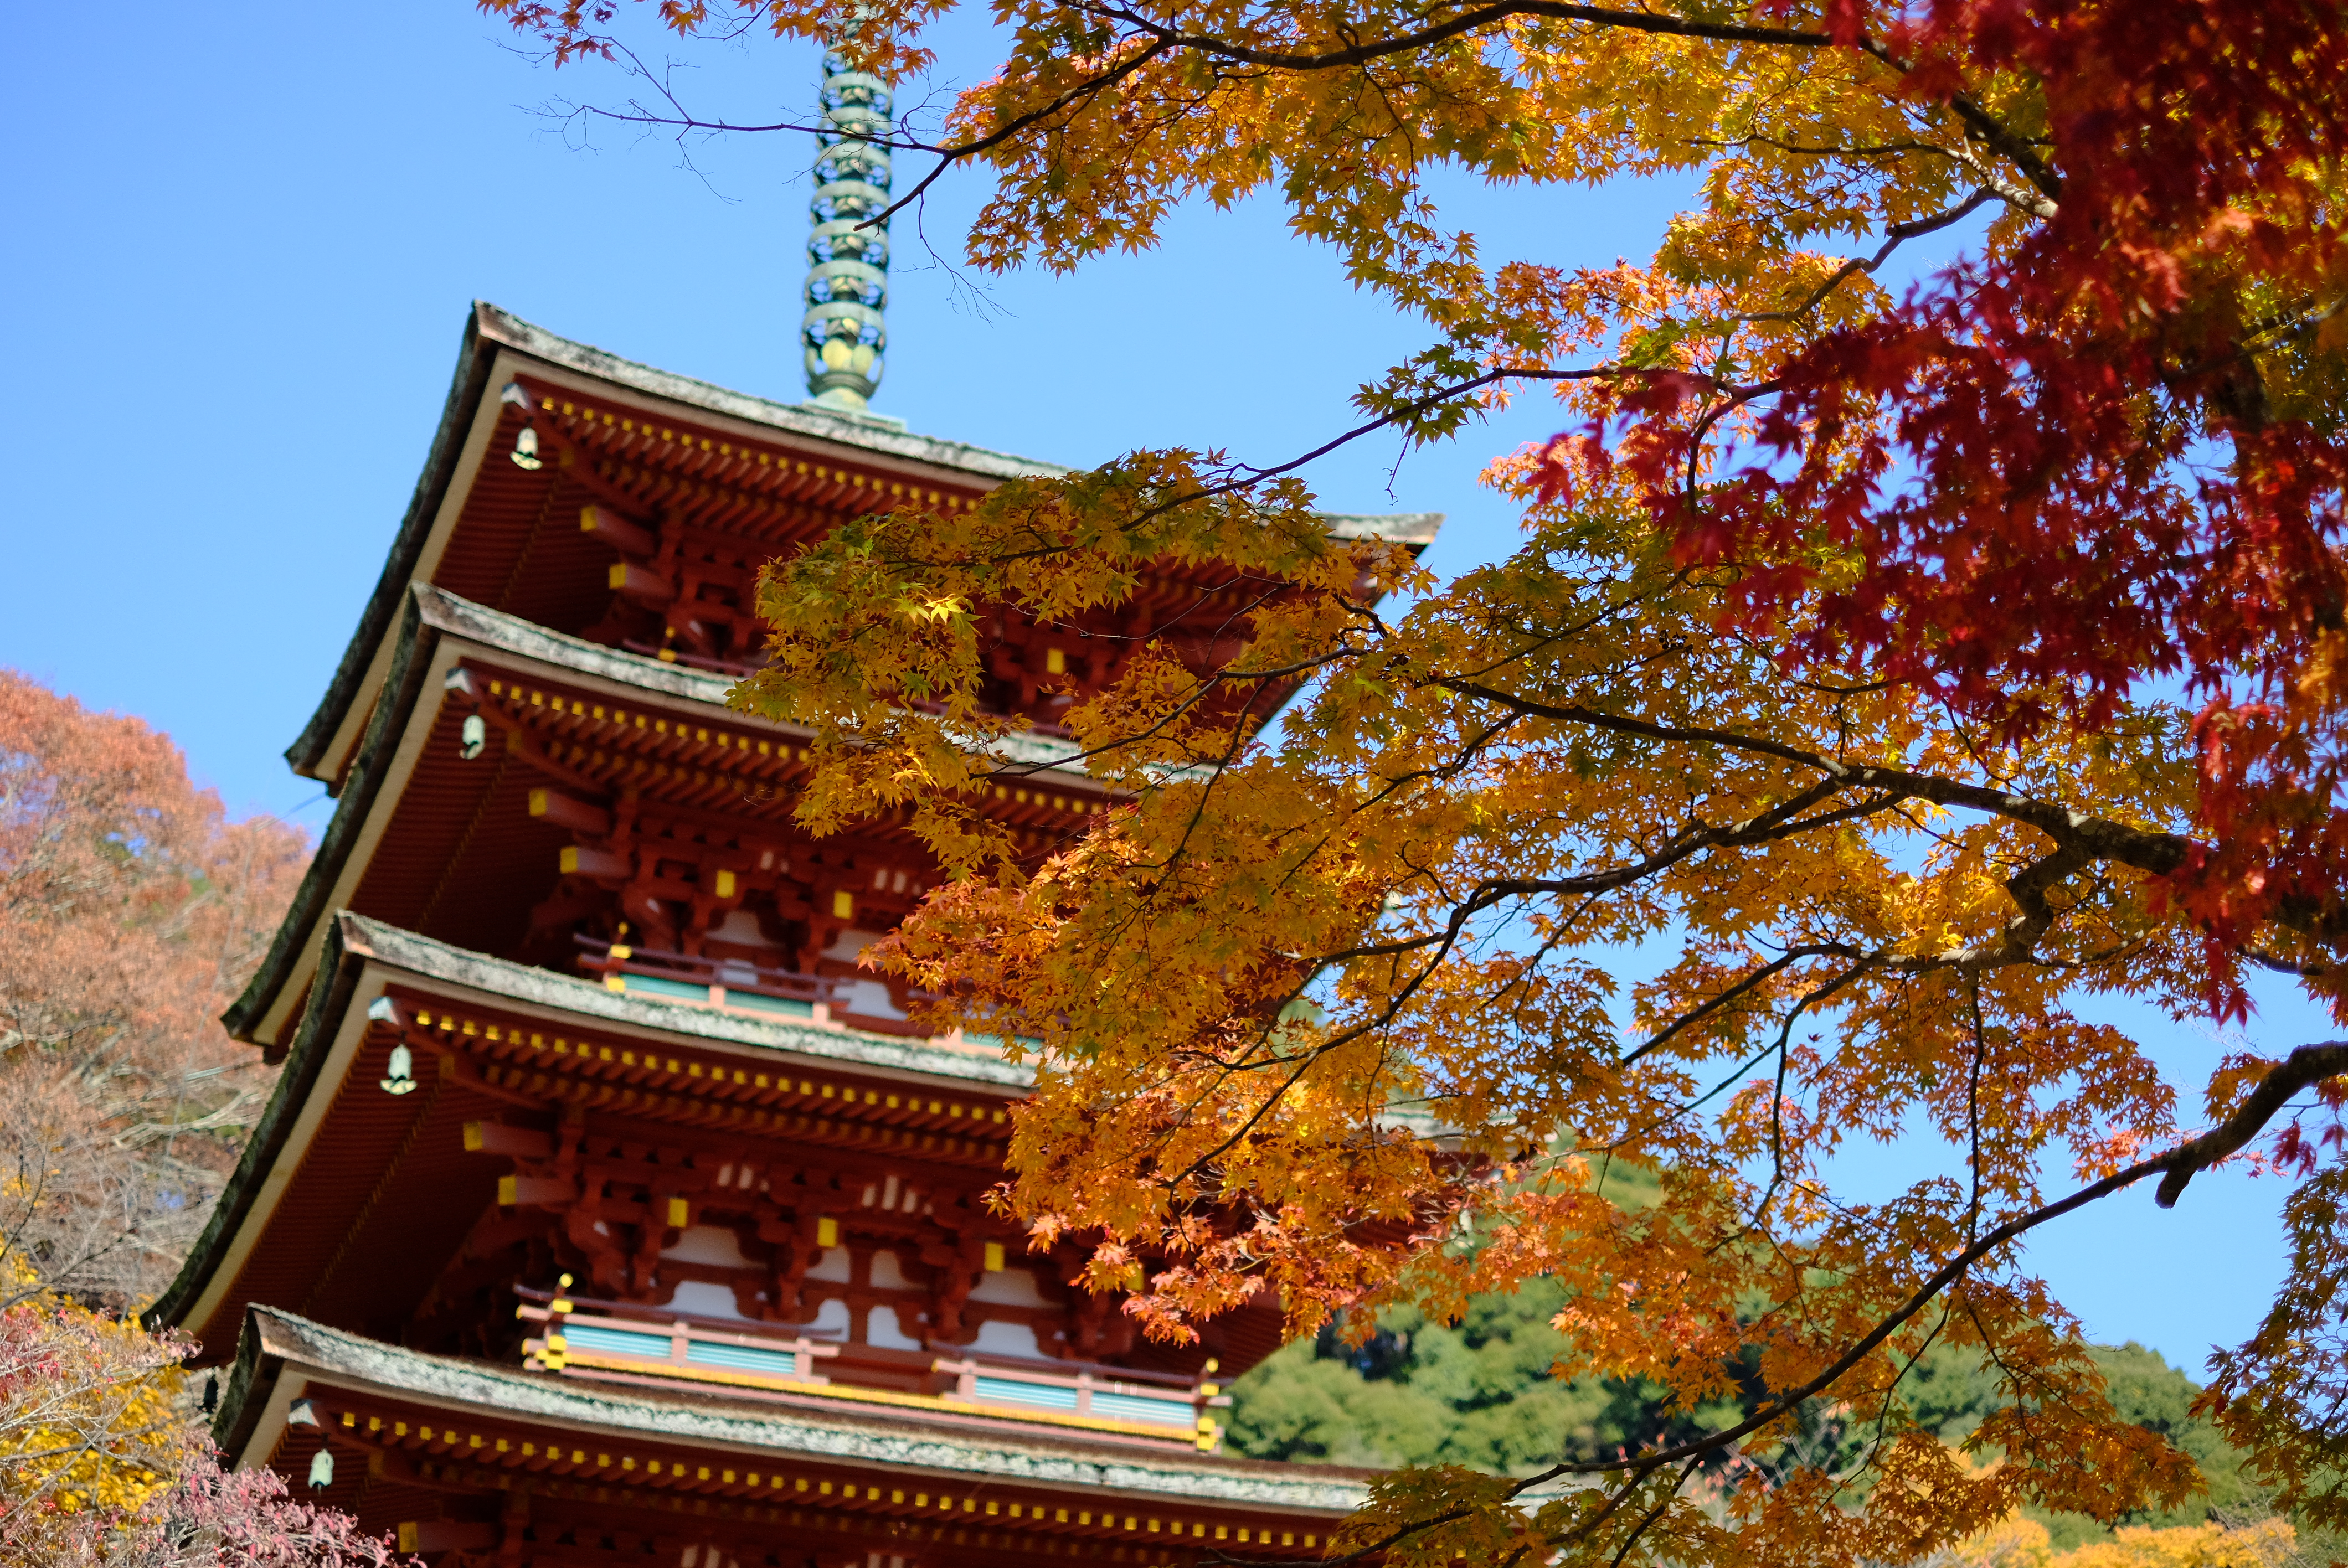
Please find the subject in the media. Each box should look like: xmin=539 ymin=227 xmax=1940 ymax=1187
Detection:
xmin=285 ymin=301 xmax=1067 ymax=787
xmin=339 ymin=910 xmax=1034 ymax=1091
xmin=1320 ymin=512 xmax=1444 ymax=548
xmin=218 ymin=1306 xmax=1375 ymax=1513
xmin=416 ymin=581 xmax=1098 ymax=776
xmin=226 ymin=578 xmax=1100 ymax=1050
xmin=228 ymin=582 xmax=439 ymax=1048
xmin=164 ymin=907 xmax=1033 ymax=1350
xmin=286 ymin=301 xmax=1443 ymax=789
xmin=473 ymin=302 xmax=1069 ymax=480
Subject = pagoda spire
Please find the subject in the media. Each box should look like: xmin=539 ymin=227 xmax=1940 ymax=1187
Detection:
xmin=801 ymin=45 xmax=892 ymax=411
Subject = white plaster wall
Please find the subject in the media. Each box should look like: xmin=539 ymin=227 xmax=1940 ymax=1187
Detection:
xmin=970 ymin=1267 xmax=1048 ymax=1306
xmin=971 ymin=1319 xmax=1042 ymax=1358
xmin=867 ymin=1305 xmax=923 ymax=1349
xmin=666 ymin=1280 xmax=749 ymax=1321
xmin=663 ymin=1225 xmax=754 ymax=1267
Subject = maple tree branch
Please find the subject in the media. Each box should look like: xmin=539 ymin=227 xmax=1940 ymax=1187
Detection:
xmin=1072 ymin=0 xmax=2057 ymax=204
xmin=1858 ymin=1304 xmax=1957 ymax=1473
xmin=503 ymin=0 xmax=2063 ymax=224
xmin=1688 ymin=132 xmax=1961 ymax=162
xmin=1435 ymin=678 xmax=2196 ymax=884
xmin=1842 ymin=41 xmax=2061 ymax=203
xmin=1162 ymin=687 xmax=2110 ymax=1179
xmin=1991 ymin=841 xmax=2093 ymax=952
xmin=0 ymin=1425 xmax=180 ymax=1467
xmin=1620 ymin=943 xmax=1872 ymax=1067
xmin=1287 ymin=1133 xmax=2192 ymax=1565
xmin=2153 ymin=1040 xmax=2348 ymax=1208
xmin=1084 ymin=0 xmax=1839 ymax=73
xmin=1168 ymin=905 xmax=1472 ymax=1177
xmin=1243 ymin=364 xmax=1630 ymax=484
xmin=1731 ymin=187 xmax=2000 ymax=326
xmin=1683 ymin=378 xmax=1789 ymax=499
xmin=523 ymin=27 xmax=1182 ymax=235
xmin=1333 ymin=780 xmax=1908 ymax=970
xmin=1544 ymin=1149 xmax=2167 ymax=1475
xmin=2244 ymin=947 xmax=2332 ymax=980
xmin=1604 ymin=1461 xmax=1702 ymax=1567
xmin=1752 ymin=961 xmax=1872 ymax=1226
xmin=1415 ymin=1039 xmax=2348 ymax=1494
xmin=869 ymin=37 xmax=1180 ymax=228
xmin=1301 ymin=1451 xmax=1662 ymax=1568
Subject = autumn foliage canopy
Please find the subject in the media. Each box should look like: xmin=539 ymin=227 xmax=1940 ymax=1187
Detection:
xmin=496 ymin=1 xmax=2348 ymax=1565
xmin=0 ymin=672 xmax=308 ymax=1307
xmin=0 ymin=673 xmax=418 ymax=1563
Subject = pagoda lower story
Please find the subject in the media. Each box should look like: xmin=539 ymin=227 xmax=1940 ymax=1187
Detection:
xmin=169 ymin=904 xmax=1358 ymax=1562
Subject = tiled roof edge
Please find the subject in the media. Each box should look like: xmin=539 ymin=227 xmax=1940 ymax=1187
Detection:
xmin=170 ymin=903 xmax=1032 ymax=1335
xmin=1319 ymin=512 xmax=1444 ymax=548
xmin=159 ymin=914 xmax=368 ymax=1335
xmin=226 ymin=589 xmax=440 ymax=1041
xmin=286 ymin=303 xmax=1441 ymax=779
xmin=338 ymin=912 xmax=1036 ymax=1090
xmin=244 ymin=1307 xmax=1374 ymax=1512
xmin=477 ymin=303 xmax=1064 ymax=482
xmin=419 ymin=582 xmax=739 ymax=705
xmin=416 ymin=584 xmax=1100 ymax=775
xmin=284 ymin=306 xmax=500 ymax=779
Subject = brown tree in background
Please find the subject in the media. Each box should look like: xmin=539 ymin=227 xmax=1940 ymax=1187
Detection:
xmin=0 ymin=672 xmax=307 ymax=1310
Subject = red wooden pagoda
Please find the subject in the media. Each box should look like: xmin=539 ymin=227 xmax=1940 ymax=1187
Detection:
xmin=158 ymin=287 xmax=1441 ymax=1567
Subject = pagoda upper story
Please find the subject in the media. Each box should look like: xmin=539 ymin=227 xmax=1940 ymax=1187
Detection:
xmin=167 ymin=297 xmax=1440 ymax=1561
xmin=232 ymin=303 xmax=1435 ymax=1055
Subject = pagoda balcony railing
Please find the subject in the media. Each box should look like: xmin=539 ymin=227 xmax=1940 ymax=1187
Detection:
xmin=515 ymin=1286 xmax=1226 ymax=1451
xmin=573 ymin=933 xmax=843 ymax=1020
xmin=517 ymin=1290 xmax=842 ymax=1391
xmin=926 ymin=1355 xmax=1219 ymax=1443
xmin=574 ymin=933 xmax=957 ymax=1039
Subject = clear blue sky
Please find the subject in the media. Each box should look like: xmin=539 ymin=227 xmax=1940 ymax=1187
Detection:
xmin=0 ymin=3 xmax=2295 ymax=1378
